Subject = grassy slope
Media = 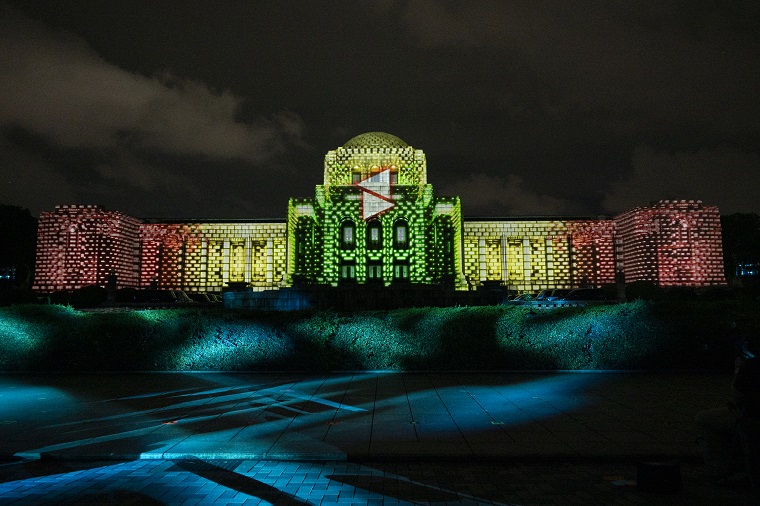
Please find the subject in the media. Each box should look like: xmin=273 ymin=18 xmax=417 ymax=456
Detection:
xmin=1 ymin=300 xmax=757 ymax=371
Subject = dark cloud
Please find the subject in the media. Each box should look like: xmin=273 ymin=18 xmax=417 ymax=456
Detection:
xmin=0 ymin=8 xmax=306 ymax=158
xmin=0 ymin=4 xmax=309 ymax=217
xmin=0 ymin=135 xmax=77 ymax=213
xmin=1 ymin=1 xmax=759 ymax=219
xmin=440 ymin=173 xmax=580 ymax=217
xmin=603 ymin=144 xmax=760 ymax=215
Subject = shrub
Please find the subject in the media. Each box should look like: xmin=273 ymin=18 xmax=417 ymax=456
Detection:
xmin=1 ymin=300 xmax=757 ymax=371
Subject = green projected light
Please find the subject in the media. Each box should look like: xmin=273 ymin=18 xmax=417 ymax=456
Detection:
xmin=288 ymin=132 xmax=466 ymax=288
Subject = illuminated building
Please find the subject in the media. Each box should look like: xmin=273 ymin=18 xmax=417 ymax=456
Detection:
xmin=287 ymin=132 xmax=464 ymax=288
xmin=33 ymin=205 xmax=141 ymax=292
xmin=137 ymin=221 xmax=286 ymax=293
xmin=32 ymin=132 xmax=726 ymax=294
xmin=462 ymin=219 xmax=617 ymax=292
xmin=614 ymin=200 xmax=725 ymax=286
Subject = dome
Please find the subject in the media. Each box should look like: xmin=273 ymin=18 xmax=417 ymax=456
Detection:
xmin=342 ymin=132 xmax=408 ymax=149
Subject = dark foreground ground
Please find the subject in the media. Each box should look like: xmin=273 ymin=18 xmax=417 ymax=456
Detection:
xmin=0 ymin=372 xmax=756 ymax=505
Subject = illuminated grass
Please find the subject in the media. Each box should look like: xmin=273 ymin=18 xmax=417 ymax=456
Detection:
xmin=173 ymin=319 xmax=295 ymax=371
xmin=0 ymin=305 xmax=82 ymax=369
xmin=0 ymin=299 xmax=756 ymax=371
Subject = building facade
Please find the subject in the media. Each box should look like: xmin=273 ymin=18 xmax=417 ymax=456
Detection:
xmin=32 ymin=132 xmax=727 ymax=294
xmin=287 ymin=132 xmax=465 ymax=288
xmin=33 ymin=205 xmax=141 ymax=293
xmin=462 ymin=219 xmax=618 ymax=293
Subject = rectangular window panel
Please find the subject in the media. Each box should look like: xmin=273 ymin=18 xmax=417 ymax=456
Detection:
xmin=229 ymin=240 xmax=245 ymax=282
xmin=485 ymin=238 xmax=501 ymax=280
xmin=368 ymin=262 xmax=382 ymax=280
xmin=340 ymin=262 xmax=356 ymax=280
xmin=393 ymin=262 xmax=409 ymax=280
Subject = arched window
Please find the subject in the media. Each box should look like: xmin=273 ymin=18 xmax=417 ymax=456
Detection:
xmin=393 ymin=219 xmax=409 ymax=249
xmin=340 ymin=220 xmax=355 ymax=250
xmin=366 ymin=220 xmax=382 ymax=250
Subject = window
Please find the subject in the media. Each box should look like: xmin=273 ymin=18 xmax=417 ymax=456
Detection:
xmin=393 ymin=260 xmax=410 ymax=282
xmin=367 ymin=220 xmax=382 ymax=250
xmin=367 ymin=260 xmax=382 ymax=283
xmin=389 ymin=169 xmax=398 ymax=184
xmin=352 ymin=172 xmax=362 ymax=184
xmin=340 ymin=220 xmax=355 ymax=250
xmin=393 ymin=219 xmax=409 ymax=249
xmin=295 ymin=220 xmax=311 ymax=273
xmin=340 ymin=260 xmax=356 ymax=283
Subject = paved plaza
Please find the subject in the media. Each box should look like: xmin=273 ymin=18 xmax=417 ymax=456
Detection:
xmin=0 ymin=372 xmax=756 ymax=504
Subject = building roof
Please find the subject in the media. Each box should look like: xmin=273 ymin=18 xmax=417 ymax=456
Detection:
xmin=342 ymin=132 xmax=409 ymax=149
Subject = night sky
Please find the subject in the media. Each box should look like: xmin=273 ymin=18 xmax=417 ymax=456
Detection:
xmin=1 ymin=1 xmax=758 ymax=220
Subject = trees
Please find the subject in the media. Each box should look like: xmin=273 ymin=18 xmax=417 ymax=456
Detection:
xmin=721 ymin=213 xmax=760 ymax=284
xmin=0 ymin=205 xmax=37 ymax=301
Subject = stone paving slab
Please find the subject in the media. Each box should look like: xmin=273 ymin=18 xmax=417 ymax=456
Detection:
xmin=1 ymin=459 xmax=757 ymax=505
xmin=0 ymin=372 xmax=733 ymax=462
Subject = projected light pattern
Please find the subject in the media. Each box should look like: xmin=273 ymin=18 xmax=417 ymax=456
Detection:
xmin=5 ymin=371 xmax=724 ymax=501
xmin=0 ymin=460 xmax=521 ymax=505
xmin=33 ymin=205 xmax=140 ymax=292
xmin=4 ymin=373 xmax=599 ymax=462
xmin=9 ymin=373 xmax=700 ymax=505
xmin=357 ymin=167 xmax=395 ymax=219
xmin=31 ymin=134 xmax=726 ymax=293
xmin=139 ymin=222 xmax=286 ymax=292
xmin=288 ymin=132 xmax=465 ymax=287
xmin=614 ymin=200 xmax=725 ymax=286
xmin=464 ymin=220 xmax=617 ymax=292
xmin=323 ymin=132 xmax=426 ymax=190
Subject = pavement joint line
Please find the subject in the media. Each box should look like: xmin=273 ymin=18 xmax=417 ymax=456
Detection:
xmin=0 ymin=372 xmax=734 ymax=466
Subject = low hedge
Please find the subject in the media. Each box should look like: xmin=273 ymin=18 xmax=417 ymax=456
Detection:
xmin=0 ymin=300 xmax=757 ymax=371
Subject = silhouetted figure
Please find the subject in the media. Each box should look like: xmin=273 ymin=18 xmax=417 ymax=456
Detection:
xmin=695 ymin=336 xmax=760 ymax=484
xmin=106 ymin=270 xmax=117 ymax=302
xmin=616 ymin=269 xmax=626 ymax=302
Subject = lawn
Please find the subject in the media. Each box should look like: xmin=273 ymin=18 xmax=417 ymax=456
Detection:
xmin=0 ymin=299 xmax=757 ymax=372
